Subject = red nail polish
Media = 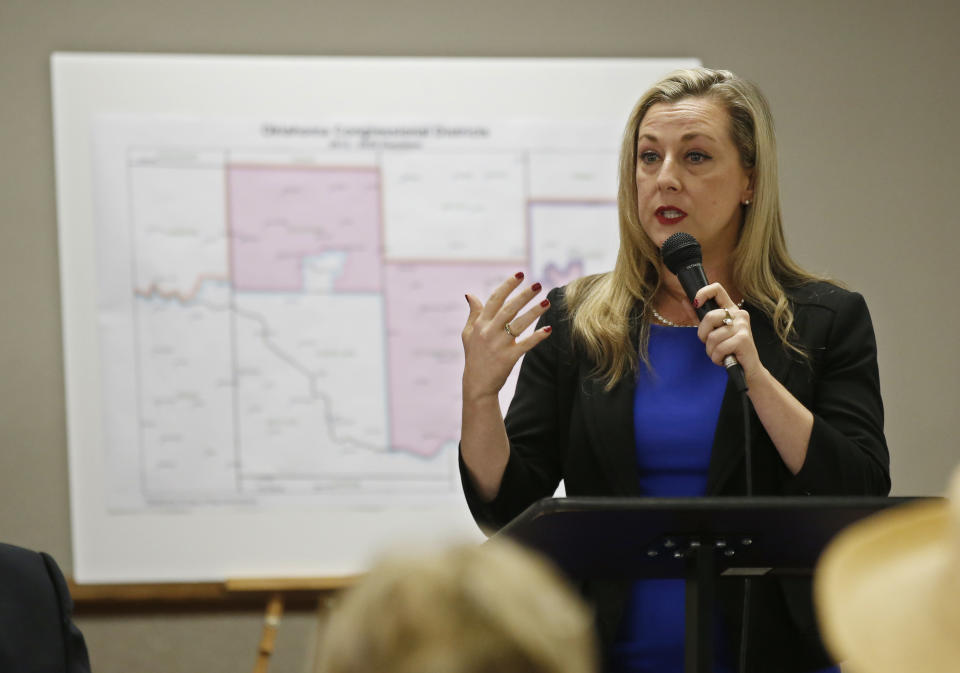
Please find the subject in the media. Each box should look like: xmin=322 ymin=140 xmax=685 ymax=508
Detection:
xmin=532 ymin=282 xmax=542 ymax=292
xmin=540 ymin=299 xmax=550 ymax=307
xmin=692 ymin=298 xmax=699 ymax=308
xmin=543 ymin=326 xmax=553 ymax=334
xmin=515 ymin=271 xmax=525 ymax=280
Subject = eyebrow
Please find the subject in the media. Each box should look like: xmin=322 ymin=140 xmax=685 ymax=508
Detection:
xmin=638 ymin=132 xmax=718 ymax=143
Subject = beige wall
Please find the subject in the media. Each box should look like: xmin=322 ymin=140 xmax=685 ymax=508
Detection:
xmin=1 ymin=1 xmax=958 ymax=671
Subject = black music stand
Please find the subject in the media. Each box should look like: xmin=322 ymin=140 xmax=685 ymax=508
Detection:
xmin=496 ymin=495 xmax=921 ymax=673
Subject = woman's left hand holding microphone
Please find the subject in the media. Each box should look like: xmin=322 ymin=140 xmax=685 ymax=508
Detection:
xmin=693 ymin=282 xmax=764 ymax=386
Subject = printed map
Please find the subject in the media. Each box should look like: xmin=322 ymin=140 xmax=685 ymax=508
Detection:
xmin=95 ymin=119 xmax=621 ymax=508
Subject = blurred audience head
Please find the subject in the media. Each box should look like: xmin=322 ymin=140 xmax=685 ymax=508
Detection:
xmin=815 ymin=466 xmax=960 ymax=673
xmin=316 ymin=540 xmax=598 ymax=673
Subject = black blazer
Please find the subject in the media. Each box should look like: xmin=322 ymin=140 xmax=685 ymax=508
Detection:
xmin=461 ymin=281 xmax=890 ymax=673
xmin=0 ymin=543 xmax=91 ymax=673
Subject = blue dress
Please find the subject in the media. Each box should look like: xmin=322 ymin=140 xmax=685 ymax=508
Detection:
xmin=608 ymin=324 xmax=839 ymax=673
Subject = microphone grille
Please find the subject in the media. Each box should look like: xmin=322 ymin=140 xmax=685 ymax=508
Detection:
xmin=660 ymin=232 xmax=703 ymax=274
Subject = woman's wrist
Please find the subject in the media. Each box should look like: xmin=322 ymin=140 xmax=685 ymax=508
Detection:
xmin=744 ymin=363 xmax=773 ymax=394
xmin=461 ymin=387 xmax=503 ymax=409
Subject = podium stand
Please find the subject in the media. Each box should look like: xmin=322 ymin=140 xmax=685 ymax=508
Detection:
xmin=496 ymin=495 xmax=921 ymax=673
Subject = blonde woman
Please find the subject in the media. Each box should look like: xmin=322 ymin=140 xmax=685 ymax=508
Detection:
xmin=315 ymin=540 xmax=598 ymax=673
xmin=460 ymin=68 xmax=889 ymax=673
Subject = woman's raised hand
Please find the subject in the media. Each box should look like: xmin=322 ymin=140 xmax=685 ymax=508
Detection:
xmin=461 ymin=272 xmax=552 ymax=404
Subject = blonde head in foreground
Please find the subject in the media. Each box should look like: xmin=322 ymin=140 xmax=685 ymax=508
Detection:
xmin=316 ymin=540 xmax=598 ymax=673
xmin=814 ymin=466 xmax=960 ymax=673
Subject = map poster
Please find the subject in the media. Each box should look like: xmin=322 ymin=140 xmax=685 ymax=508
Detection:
xmin=95 ymin=118 xmax=621 ymax=510
xmin=53 ymin=55 xmax=698 ymax=581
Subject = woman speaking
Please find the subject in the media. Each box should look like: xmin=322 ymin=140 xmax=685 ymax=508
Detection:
xmin=459 ymin=68 xmax=889 ymax=673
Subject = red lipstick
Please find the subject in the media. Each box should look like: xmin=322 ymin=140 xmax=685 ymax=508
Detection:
xmin=655 ymin=206 xmax=688 ymax=225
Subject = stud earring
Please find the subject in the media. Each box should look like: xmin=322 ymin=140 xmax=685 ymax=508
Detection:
xmin=743 ymin=199 xmax=751 ymax=206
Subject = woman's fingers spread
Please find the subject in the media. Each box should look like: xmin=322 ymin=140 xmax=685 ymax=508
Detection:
xmin=502 ymin=295 xmax=550 ymax=338
xmin=498 ymin=282 xmax=544 ymax=328
xmin=463 ymin=293 xmax=482 ymax=329
xmin=515 ymin=325 xmax=553 ymax=352
xmin=479 ymin=271 xmax=526 ymax=321
xmin=461 ymin=277 xmax=551 ymax=402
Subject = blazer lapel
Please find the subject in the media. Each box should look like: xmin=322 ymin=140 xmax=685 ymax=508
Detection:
xmin=580 ymin=371 xmax=641 ymax=496
xmin=579 ymin=302 xmax=644 ymax=497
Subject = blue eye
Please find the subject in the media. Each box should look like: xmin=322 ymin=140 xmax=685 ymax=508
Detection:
xmin=639 ymin=150 xmax=659 ymax=164
xmin=687 ymin=151 xmax=710 ymax=164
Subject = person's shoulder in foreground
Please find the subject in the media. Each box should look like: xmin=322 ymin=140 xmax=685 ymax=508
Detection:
xmin=0 ymin=542 xmax=92 ymax=673
xmin=315 ymin=539 xmax=598 ymax=673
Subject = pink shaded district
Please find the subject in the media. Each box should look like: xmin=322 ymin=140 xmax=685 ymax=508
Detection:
xmin=384 ymin=263 xmax=519 ymax=457
xmin=228 ymin=166 xmax=381 ymax=292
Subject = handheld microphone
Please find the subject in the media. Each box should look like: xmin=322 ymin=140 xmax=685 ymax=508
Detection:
xmin=660 ymin=232 xmax=747 ymax=393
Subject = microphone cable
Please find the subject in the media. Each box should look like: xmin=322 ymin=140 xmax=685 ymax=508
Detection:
xmin=738 ymin=387 xmax=753 ymax=673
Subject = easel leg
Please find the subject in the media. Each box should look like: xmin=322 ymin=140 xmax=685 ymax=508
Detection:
xmin=252 ymin=592 xmax=284 ymax=673
xmin=312 ymin=595 xmax=334 ymax=673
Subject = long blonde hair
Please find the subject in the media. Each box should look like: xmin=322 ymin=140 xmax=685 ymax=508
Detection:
xmin=567 ymin=67 xmax=822 ymax=389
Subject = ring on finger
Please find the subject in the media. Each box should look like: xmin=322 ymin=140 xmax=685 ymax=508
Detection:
xmin=721 ymin=309 xmax=734 ymax=327
xmin=504 ymin=321 xmax=518 ymax=338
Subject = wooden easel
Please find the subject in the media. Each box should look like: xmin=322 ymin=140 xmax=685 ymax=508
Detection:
xmin=70 ymin=575 xmax=359 ymax=673
xmin=227 ymin=577 xmax=358 ymax=673
xmin=250 ymin=592 xmax=283 ymax=673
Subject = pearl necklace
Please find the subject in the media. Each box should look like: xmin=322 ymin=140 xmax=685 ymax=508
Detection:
xmin=650 ymin=299 xmax=745 ymax=328
xmin=650 ymin=306 xmax=697 ymax=328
